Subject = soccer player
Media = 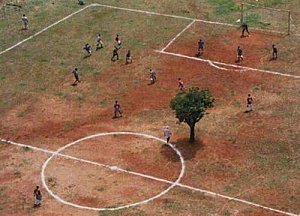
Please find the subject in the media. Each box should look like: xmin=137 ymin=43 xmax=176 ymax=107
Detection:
xmin=83 ymin=43 xmax=92 ymax=56
xmin=164 ymin=126 xmax=172 ymax=144
xmin=114 ymin=101 xmax=122 ymax=118
xmin=241 ymin=23 xmax=250 ymax=37
xmin=78 ymin=0 xmax=85 ymax=5
xmin=246 ymin=94 xmax=253 ymax=112
xmin=178 ymin=78 xmax=184 ymax=91
xmin=125 ymin=50 xmax=132 ymax=64
xmin=149 ymin=68 xmax=157 ymax=84
xmin=272 ymin=43 xmax=278 ymax=60
xmin=21 ymin=14 xmax=29 ymax=30
xmin=115 ymin=34 xmax=122 ymax=50
xmin=33 ymin=186 xmax=42 ymax=207
xmin=111 ymin=48 xmax=119 ymax=61
xmin=96 ymin=34 xmax=103 ymax=50
xmin=197 ymin=39 xmax=205 ymax=56
xmin=236 ymin=46 xmax=244 ymax=62
xmin=72 ymin=67 xmax=80 ymax=85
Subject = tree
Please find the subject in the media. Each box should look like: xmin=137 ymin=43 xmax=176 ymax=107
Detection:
xmin=170 ymin=87 xmax=214 ymax=143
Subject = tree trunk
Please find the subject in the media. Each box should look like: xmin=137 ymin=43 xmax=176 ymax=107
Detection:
xmin=189 ymin=124 xmax=195 ymax=143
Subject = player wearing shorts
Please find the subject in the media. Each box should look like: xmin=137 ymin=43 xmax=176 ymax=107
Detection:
xmin=149 ymin=68 xmax=157 ymax=84
xmin=237 ymin=46 xmax=244 ymax=62
xmin=111 ymin=48 xmax=119 ymax=61
xmin=164 ymin=126 xmax=172 ymax=144
xmin=114 ymin=34 xmax=122 ymax=50
xmin=197 ymin=39 xmax=205 ymax=57
xmin=246 ymin=94 xmax=253 ymax=112
xmin=114 ymin=101 xmax=122 ymax=118
xmin=33 ymin=186 xmax=42 ymax=207
xmin=21 ymin=14 xmax=29 ymax=30
xmin=125 ymin=50 xmax=132 ymax=64
xmin=178 ymin=78 xmax=184 ymax=91
xmin=96 ymin=34 xmax=103 ymax=50
xmin=72 ymin=67 xmax=80 ymax=85
xmin=83 ymin=43 xmax=92 ymax=56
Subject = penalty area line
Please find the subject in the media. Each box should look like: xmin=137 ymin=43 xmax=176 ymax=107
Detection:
xmin=0 ymin=137 xmax=298 ymax=216
xmin=157 ymin=50 xmax=300 ymax=79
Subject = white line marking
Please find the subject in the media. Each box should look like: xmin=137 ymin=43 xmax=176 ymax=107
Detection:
xmin=0 ymin=5 xmax=93 ymax=56
xmin=208 ymin=61 xmax=248 ymax=72
xmin=41 ymin=132 xmax=185 ymax=211
xmin=161 ymin=20 xmax=195 ymax=52
xmin=208 ymin=60 xmax=229 ymax=71
xmin=157 ymin=50 xmax=300 ymax=79
xmin=92 ymin=3 xmax=237 ymax=27
xmin=0 ymin=136 xmax=298 ymax=216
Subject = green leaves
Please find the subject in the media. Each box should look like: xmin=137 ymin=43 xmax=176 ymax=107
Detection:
xmin=170 ymin=87 xmax=214 ymax=126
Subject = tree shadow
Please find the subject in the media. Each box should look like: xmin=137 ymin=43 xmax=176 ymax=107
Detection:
xmin=160 ymin=137 xmax=205 ymax=162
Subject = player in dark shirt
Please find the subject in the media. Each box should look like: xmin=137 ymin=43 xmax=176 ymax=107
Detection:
xmin=241 ymin=23 xmax=250 ymax=37
xmin=72 ymin=67 xmax=80 ymax=85
xmin=114 ymin=101 xmax=122 ymax=118
xmin=149 ymin=68 xmax=157 ymax=84
xmin=111 ymin=48 xmax=119 ymax=61
xmin=125 ymin=50 xmax=132 ymax=64
xmin=272 ymin=44 xmax=278 ymax=60
xmin=83 ymin=43 xmax=92 ymax=56
xmin=197 ymin=39 xmax=205 ymax=57
xmin=237 ymin=46 xmax=244 ymax=62
xmin=33 ymin=186 xmax=42 ymax=207
xmin=246 ymin=94 xmax=253 ymax=112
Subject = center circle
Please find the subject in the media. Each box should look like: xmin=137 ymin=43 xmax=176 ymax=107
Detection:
xmin=41 ymin=132 xmax=185 ymax=211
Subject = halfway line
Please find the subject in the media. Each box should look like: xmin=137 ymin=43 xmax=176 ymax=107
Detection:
xmin=0 ymin=137 xmax=298 ymax=216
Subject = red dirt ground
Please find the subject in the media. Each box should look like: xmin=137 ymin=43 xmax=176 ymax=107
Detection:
xmin=0 ymin=25 xmax=299 ymax=216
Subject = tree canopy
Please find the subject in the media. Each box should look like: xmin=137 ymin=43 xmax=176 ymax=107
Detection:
xmin=170 ymin=87 xmax=214 ymax=142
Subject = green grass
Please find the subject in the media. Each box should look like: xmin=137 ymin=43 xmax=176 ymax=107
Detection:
xmin=162 ymin=198 xmax=183 ymax=214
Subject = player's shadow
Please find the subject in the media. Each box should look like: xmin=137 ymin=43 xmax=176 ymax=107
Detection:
xmin=160 ymin=138 xmax=205 ymax=162
xmin=195 ymin=52 xmax=203 ymax=58
xmin=83 ymin=55 xmax=91 ymax=59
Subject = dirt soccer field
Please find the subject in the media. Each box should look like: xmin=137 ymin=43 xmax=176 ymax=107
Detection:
xmin=0 ymin=0 xmax=299 ymax=216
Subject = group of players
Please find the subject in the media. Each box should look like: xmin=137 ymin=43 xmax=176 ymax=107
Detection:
xmin=196 ymin=23 xmax=278 ymax=63
xmin=16 ymin=6 xmax=266 ymax=209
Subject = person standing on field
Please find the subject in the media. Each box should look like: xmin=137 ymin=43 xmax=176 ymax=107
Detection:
xmin=197 ymin=39 xmax=205 ymax=57
xmin=33 ymin=186 xmax=42 ymax=207
xmin=111 ymin=48 xmax=119 ymax=61
xmin=178 ymin=78 xmax=184 ymax=91
xmin=72 ymin=67 xmax=80 ymax=85
xmin=125 ymin=50 xmax=132 ymax=64
xmin=236 ymin=46 xmax=244 ymax=62
xmin=96 ymin=33 xmax=104 ymax=50
xmin=246 ymin=94 xmax=253 ymax=112
xmin=272 ymin=43 xmax=278 ymax=60
xmin=113 ymin=101 xmax=122 ymax=118
xmin=21 ymin=14 xmax=29 ymax=30
xmin=115 ymin=34 xmax=122 ymax=50
xmin=149 ymin=68 xmax=157 ymax=84
xmin=241 ymin=23 xmax=250 ymax=37
xmin=164 ymin=126 xmax=172 ymax=144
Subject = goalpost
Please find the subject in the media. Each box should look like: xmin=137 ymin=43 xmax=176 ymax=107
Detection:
xmin=240 ymin=3 xmax=292 ymax=35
